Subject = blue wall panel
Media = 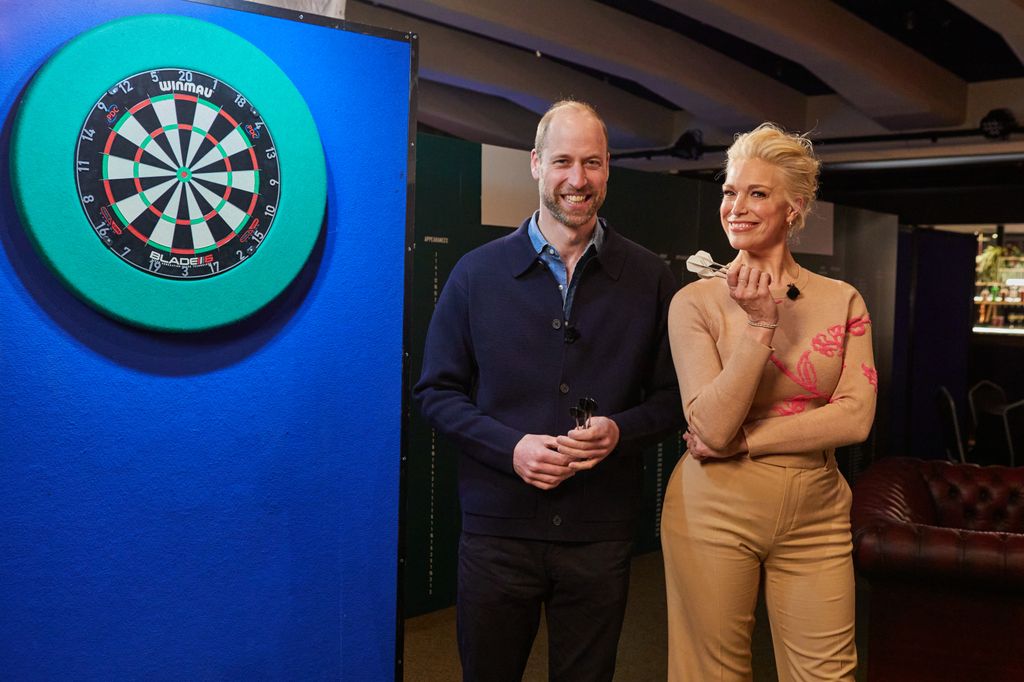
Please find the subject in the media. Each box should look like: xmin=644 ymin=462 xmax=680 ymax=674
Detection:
xmin=0 ymin=1 xmax=410 ymax=678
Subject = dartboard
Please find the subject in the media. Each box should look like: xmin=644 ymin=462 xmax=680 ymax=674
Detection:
xmin=10 ymin=15 xmax=326 ymax=332
xmin=76 ymin=69 xmax=281 ymax=280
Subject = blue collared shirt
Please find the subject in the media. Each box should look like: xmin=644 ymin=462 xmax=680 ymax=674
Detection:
xmin=528 ymin=211 xmax=605 ymax=319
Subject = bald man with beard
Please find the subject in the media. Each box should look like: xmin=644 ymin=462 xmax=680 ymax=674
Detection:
xmin=415 ymin=100 xmax=683 ymax=682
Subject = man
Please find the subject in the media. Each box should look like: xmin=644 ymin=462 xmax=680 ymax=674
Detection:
xmin=414 ymin=100 xmax=682 ymax=682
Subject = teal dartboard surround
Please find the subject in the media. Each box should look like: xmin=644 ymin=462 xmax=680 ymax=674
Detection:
xmin=10 ymin=14 xmax=326 ymax=331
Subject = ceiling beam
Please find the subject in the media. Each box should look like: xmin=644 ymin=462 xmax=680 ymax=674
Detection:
xmin=417 ymin=81 xmax=540 ymax=149
xmin=653 ymin=0 xmax=966 ymax=130
xmin=949 ymin=0 xmax=1024 ymax=67
xmin=370 ymin=0 xmax=806 ymax=130
xmin=347 ymin=0 xmax=689 ymax=149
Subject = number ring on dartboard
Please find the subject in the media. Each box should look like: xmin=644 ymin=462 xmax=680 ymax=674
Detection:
xmin=76 ymin=68 xmax=281 ymax=280
xmin=10 ymin=15 xmax=326 ymax=331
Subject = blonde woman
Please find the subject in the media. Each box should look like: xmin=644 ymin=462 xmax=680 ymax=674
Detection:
xmin=662 ymin=123 xmax=877 ymax=681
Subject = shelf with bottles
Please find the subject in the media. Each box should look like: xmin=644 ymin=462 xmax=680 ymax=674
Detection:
xmin=974 ymin=237 xmax=1024 ymax=333
xmin=975 ymin=307 xmax=1024 ymax=330
xmin=975 ymin=285 xmax=1024 ymax=328
xmin=975 ymin=250 xmax=1024 ymax=329
xmin=975 ymin=287 xmax=1024 ymax=305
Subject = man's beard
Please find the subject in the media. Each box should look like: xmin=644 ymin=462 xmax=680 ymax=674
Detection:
xmin=540 ymin=184 xmax=605 ymax=228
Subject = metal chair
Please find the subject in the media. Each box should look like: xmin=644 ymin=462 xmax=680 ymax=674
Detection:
xmin=1001 ymin=399 xmax=1024 ymax=467
xmin=937 ymin=386 xmax=967 ymax=463
xmin=968 ymin=380 xmax=1007 ymax=431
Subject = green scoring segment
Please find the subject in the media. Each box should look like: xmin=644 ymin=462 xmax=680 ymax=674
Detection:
xmin=74 ymin=68 xmax=281 ymax=280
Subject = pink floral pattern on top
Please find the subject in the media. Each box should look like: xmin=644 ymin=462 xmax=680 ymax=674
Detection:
xmin=811 ymin=325 xmax=845 ymax=357
xmin=847 ymin=315 xmax=871 ymax=337
xmin=771 ymin=314 xmax=873 ymax=415
xmin=769 ymin=352 xmax=826 ymax=416
xmin=811 ymin=315 xmax=871 ymax=358
xmin=862 ymin=363 xmax=878 ymax=392
xmin=774 ymin=394 xmax=817 ymax=416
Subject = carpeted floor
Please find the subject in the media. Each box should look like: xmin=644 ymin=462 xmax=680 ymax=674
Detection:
xmin=403 ymin=550 xmax=869 ymax=681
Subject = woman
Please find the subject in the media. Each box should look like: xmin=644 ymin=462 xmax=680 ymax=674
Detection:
xmin=661 ymin=123 xmax=876 ymax=681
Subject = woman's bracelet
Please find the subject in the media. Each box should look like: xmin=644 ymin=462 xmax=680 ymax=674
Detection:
xmin=746 ymin=318 xmax=779 ymax=329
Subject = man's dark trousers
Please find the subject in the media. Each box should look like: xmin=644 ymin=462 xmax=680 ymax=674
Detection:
xmin=456 ymin=532 xmax=633 ymax=682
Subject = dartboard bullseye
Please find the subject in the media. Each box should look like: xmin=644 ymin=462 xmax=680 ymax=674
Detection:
xmin=9 ymin=14 xmax=327 ymax=332
xmin=76 ymin=69 xmax=281 ymax=280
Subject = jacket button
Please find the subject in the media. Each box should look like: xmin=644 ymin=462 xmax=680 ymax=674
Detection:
xmin=552 ymin=319 xmax=562 ymax=330
xmin=552 ymin=515 xmax=563 ymax=526
xmin=559 ymin=383 xmax=569 ymax=394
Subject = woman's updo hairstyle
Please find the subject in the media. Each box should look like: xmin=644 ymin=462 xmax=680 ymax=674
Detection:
xmin=725 ymin=123 xmax=820 ymax=235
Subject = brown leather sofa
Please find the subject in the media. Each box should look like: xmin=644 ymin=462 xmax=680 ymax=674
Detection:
xmin=851 ymin=457 xmax=1024 ymax=681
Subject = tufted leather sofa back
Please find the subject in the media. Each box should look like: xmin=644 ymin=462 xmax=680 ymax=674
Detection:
xmin=852 ymin=457 xmax=1024 ymax=587
xmin=919 ymin=459 xmax=1024 ymax=532
xmin=852 ymin=458 xmax=1024 ymax=681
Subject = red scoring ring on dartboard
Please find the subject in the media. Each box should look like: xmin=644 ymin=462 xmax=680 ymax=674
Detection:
xmin=97 ymin=95 xmax=263 ymax=255
xmin=74 ymin=66 xmax=282 ymax=282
